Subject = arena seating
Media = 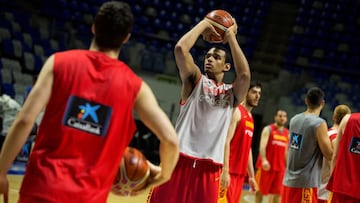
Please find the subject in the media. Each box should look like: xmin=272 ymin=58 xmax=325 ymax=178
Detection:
xmin=0 ymin=0 xmax=359 ymax=163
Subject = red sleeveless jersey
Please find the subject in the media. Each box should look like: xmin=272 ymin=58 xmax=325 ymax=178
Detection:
xmin=256 ymin=124 xmax=289 ymax=171
xmin=20 ymin=50 xmax=142 ymax=202
xmin=229 ymin=105 xmax=254 ymax=175
xmin=327 ymin=113 xmax=360 ymax=200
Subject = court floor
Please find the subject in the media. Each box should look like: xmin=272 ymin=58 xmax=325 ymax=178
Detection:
xmin=7 ymin=174 xmax=257 ymax=203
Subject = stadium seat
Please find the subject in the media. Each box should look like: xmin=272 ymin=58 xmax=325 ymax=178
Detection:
xmin=2 ymin=83 xmax=15 ymax=98
xmin=1 ymin=57 xmax=22 ymax=73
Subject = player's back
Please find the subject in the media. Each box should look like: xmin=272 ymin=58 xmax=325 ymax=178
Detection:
xmin=20 ymin=50 xmax=143 ymax=202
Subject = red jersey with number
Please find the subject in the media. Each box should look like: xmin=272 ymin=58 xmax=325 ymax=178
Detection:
xmin=229 ymin=105 xmax=254 ymax=175
xmin=19 ymin=50 xmax=142 ymax=202
xmin=327 ymin=113 xmax=360 ymax=200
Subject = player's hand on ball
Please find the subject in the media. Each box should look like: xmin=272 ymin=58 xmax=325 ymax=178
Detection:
xmin=201 ymin=19 xmax=223 ymax=43
xmin=131 ymin=161 xmax=164 ymax=195
xmin=223 ymin=18 xmax=238 ymax=44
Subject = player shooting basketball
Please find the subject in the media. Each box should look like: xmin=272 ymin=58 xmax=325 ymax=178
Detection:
xmin=147 ymin=10 xmax=251 ymax=203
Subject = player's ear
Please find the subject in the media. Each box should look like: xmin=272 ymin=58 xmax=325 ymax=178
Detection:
xmin=122 ymin=33 xmax=131 ymax=44
xmin=91 ymin=24 xmax=95 ymax=34
xmin=223 ymin=63 xmax=231 ymax=72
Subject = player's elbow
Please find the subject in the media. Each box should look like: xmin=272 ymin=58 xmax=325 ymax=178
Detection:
xmin=174 ymin=43 xmax=189 ymax=58
xmin=164 ymin=135 xmax=179 ymax=154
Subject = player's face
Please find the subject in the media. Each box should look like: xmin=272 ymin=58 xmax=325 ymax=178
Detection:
xmin=204 ymin=48 xmax=227 ymax=75
xmin=246 ymin=86 xmax=261 ymax=107
xmin=275 ymin=110 xmax=287 ymax=126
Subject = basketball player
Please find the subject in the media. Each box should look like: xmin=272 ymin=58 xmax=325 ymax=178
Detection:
xmin=220 ymin=81 xmax=261 ymax=203
xmin=255 ymin=110 xmax=289 ymax=203
xmin=282 ymin=87 xmax=333 ymax=203
xmin=318 ymin=104 xmax=350 ymax=203
xmin=327 ymin=112 xmax=360 ymax=202
xmin=0 ymin=2 xmax=179 ymax=202
xmin=148 ymin=16 xmax=251 ymax=203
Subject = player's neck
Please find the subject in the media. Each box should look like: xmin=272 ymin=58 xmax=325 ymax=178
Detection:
xmin=274 ymin=123 xmax=284 ymax=130
xmin=304 ymin=108 xmax=321 ymax=116
xmin=241 ymin=102 xmax=253 ymax=113
xmin=89 ymin=41 xmax=120 ymax=59
xmin=205 ymin=73 xmax=224 ymax=85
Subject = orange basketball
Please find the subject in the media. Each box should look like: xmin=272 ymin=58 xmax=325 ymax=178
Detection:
xmin=111 ymin=147 xmax=150 ymax=196
xmin=205 ymin=10 xmax=234 ymax=42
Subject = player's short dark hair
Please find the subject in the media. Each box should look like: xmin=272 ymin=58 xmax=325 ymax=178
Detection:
xmin=93 ymin=1 xmax=133 ymax=49
xmin=212 ymin=45 xmax=231 ymax=63
xmin=249 ymin=81 xmax=262 ymax=91
xmin=306 ymin=87 xmax=325 ymax=109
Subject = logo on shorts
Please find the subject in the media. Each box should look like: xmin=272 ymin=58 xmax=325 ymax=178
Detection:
xmin=302 ymin=188 xmax=313 ymax=202
xmin=63 ymin=96 xmax=112 ymax=136
xmin=349 ymin=137 xmax=360 ymax=155
xmin=289 ymin=132 xmax=303 ymax=150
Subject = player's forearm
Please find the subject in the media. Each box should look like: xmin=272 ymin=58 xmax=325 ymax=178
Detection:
xmin=222 ymin=141 xmax=231 ymax=174
xmin=247 ymin=152 xmax=255 ymax=179
xmin=228 ymin=35 xmax=250 ymax=103
xmin=158 ymin=138 xmax=179 ymax=180
xmin=227 ymin=34 xmax=250 ymax=84
xmin=175 ymin=20 xmax=208 ymax=53
xmin=259 ymin=149 xmax=267 ymax=162
xmin=0 ymin=120 xmax=33 ymax=175
xmin=259 ymin=128 xmax=270 ymax=161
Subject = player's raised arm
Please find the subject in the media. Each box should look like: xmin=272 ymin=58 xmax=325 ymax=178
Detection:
xmin=223 ymin=20 xmax=251 ymax=106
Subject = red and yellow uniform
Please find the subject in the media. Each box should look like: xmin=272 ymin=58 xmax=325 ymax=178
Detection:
xmin=226 ymin=104 xmax=254 ymax=203
xmin=256 ymin=124 xmax=289 ymax=195
xmin=19 ymin=50 xmax=142 ymax=202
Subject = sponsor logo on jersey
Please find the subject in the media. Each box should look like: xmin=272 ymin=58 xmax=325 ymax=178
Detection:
xmin=289 ymin=132 xmax=303 ymax=150
xmin=349 ymin=137 xmax=360 ymax=155
xmin=245 ymin=120 xmax=254 ymax=129
xmin=274 ymin=134 xmax=288 ymax=142
xmin=200 ymin=81 xmax=232 ymax=107
xmin=62 ymin=96 xmax=112 ymax=136
xmin=199 ymin=93 xmax=231 ymax=107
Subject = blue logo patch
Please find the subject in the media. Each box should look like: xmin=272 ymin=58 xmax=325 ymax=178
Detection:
xmin=62 ymin=96 xmax=112 ymax=136
xmin=289 ymin=132 xmax=303 ymax=150
xmin=349 ymin=137 xmax=360 ymax=155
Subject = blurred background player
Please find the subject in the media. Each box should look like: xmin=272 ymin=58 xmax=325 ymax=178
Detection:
xmin=327 ymin=113 xmax=360 ymax=203
xmin=318 ymin=104 xmax=350 ymax=203
xmin=0 ymin=2 xmax=179 ymax=202
xmin=220 ymin=81 xmax=262 ymax=203
xmin=148 ymin=14 xmax=251 ymax=203
xmin=0 ymin=92 xmax=21 ymax=152
xmin=255 ymin=109 xmax=289 ymax=203
xmin=282 ymin=87 xmax=333 ymax=203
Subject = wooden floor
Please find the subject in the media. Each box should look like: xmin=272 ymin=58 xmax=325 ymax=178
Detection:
xmin=7 ymin=175 xmax=257 ymax=203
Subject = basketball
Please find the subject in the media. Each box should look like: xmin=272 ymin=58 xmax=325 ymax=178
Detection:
xmin=111 ymin=147 xmax=150 ymax=196
xmin=205 ymin=10 xmax=234 ymax=41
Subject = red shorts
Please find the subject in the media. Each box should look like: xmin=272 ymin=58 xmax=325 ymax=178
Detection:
xmin=148 ymin=154 xmax=222 ymax=203
xmin=329 ymin=192 xmax=360 ymax=203
xmin=256 ymin=169 xmax=284 ymax=195
xmin=225 ymin=173 xmax=246 ymax=203
xmin=281 ymin=186 xmax=318 ymax=203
